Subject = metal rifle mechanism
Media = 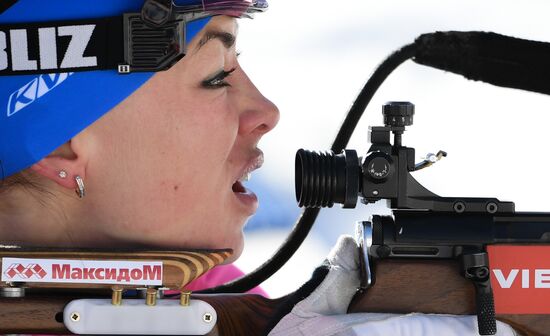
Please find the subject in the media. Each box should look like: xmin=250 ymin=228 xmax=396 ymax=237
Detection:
xmin=296 ymin=101 xmax=550 ymax=335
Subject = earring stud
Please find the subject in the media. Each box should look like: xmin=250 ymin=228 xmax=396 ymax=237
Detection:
xmin=58 ymin=170 xmax=68 ymax=179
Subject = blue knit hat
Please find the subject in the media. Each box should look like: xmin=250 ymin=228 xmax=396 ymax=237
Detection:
xmin=0 ymin=0 xmax=257 ymax=178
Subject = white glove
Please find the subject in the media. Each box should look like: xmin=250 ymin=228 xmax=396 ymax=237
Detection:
xmin=268 ymin=235 xmax=517 ymax=336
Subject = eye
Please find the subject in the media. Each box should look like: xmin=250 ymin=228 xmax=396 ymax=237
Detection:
xmin=202 ymin=67 xmax=236 ymax=89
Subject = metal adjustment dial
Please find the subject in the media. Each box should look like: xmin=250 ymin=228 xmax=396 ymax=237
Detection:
xmin=363 ymin=152 xmax=394 ymax=182
xmin=383 ymin=101 xmax=415 ymax=127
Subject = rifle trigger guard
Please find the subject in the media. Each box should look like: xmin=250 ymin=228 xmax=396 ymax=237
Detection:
xmin=460 ymin=252 xmax=497 ymax=336
xmin=355 ymin=221 xmax=373 ymax=291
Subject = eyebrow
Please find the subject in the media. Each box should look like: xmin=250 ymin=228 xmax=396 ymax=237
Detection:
xmin=195 ymin=30 xmax=236 ymax=52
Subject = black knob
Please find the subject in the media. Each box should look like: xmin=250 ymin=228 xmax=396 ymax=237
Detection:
xmin=383 ymin=101 xmax=414 ymax=127
xmin=363 ymin=152 xmax=394 ymax=182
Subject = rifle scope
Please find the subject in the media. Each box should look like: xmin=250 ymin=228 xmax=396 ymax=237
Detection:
xmin=296 ymin=101 xmax=414 ymax=209
xmin=295 ymin=149 xmax=360 ymax=209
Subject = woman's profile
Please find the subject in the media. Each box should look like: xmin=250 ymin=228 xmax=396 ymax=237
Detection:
xmin=0 ymin=1 xmax=521 ymax=335
xmin=0 ymin=0 xmax=278 ymax=261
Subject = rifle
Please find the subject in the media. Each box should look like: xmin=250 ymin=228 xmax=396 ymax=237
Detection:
xmin=210 ymin=30 xmax=550 ymax=335
xmin=2 ymin=31 xmax=550 ymax=335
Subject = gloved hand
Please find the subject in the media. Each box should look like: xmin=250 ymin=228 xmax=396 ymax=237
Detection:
xmin=268 ymin=235 xmax=517 ymax=336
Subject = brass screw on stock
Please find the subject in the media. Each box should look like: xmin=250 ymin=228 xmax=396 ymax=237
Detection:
xmin=146 ymin=287 xmax=158 ymax=306
xmin=111 ymin=286 xmax=123 ymax=305
xmin=111 ymin=286 xmax=192 ymax=307
xmin=180 ymin=290 xmax=191 ymax=306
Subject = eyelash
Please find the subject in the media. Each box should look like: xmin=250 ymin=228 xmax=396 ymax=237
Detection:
xmin=202 ymin=67 xmax=237 ymax=89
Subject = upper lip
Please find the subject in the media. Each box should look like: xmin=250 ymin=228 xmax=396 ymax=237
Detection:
xmin=234 ymin=149 xmax=264 ymax=182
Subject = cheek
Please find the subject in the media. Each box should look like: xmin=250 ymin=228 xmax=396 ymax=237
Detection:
xmin=154 ymin=100 xmax=244 ymax=249
xmin=85 ymin=76 xmax=244 ymax=249
xmin=172 ymin=98 xmax=240 ymax=185
xmin=187 ymin=96 xmax=239 ymax=147
xmin=138 ymin=90 xmax=238 ymax=176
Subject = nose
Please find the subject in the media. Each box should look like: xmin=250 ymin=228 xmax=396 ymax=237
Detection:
xmin=234 ymin=67 xmax=280 ymax=137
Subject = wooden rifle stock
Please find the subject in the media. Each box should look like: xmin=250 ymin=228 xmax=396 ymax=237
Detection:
xmin=348 ymin=259 xmax=550 ymax=336
xmin=205 ymin=260 xmax=550 ymax=336
xmin=0 ymin=291 xmax=285 ymax=335
xmin=2 ymin=260 xmax=549 ymax=335
xmin=197 ymin=294 xmax=286 ymax=335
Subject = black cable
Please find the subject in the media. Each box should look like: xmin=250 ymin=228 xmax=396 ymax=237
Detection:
xmin=198 ymin=42 xmax=418 ymax=294
xmin=331 ymin=43 xmax=417 ymax=151
xmin=413 ymin=31 xmax=550 ymax=95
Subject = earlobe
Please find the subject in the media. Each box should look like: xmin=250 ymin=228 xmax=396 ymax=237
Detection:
xmin=29 ymin=142 xmax=87 ymax=191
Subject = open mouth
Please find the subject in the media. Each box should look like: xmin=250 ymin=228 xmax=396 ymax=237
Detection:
xmin=232 ymin=180 xmax=246 ymax=193
xmin=231 ymin=151 xmax=262 ymax=198
xmin=231 ymin=170 xmax=258 ymax=212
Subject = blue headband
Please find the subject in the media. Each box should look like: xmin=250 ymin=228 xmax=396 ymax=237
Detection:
xmin=0 ymin=0 xmax=211 ymax=178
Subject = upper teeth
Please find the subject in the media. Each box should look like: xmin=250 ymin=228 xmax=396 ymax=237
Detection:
xmin=239 ymin=173 xmax=251 ymax=182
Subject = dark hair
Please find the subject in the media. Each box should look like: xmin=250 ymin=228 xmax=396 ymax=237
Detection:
xmin=0 ymin=171 xmax=51 ymax=198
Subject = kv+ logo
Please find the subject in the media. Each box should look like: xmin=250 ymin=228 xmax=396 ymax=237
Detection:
xmin=7 ymin=72 xmax=73 ymax=117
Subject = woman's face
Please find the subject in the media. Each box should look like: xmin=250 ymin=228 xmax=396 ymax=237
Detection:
xmin=79 ymin=16 xmax=279 ymax=260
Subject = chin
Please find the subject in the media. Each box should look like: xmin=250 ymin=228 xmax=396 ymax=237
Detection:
xmin=222 ymin=232 xmax=245 ymax=264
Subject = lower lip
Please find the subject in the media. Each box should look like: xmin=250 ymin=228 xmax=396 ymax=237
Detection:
xmin=233 ymin=187 xmax=259 ymax=214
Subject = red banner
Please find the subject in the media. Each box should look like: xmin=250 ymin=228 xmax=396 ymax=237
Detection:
xmin=488 ymin=245 xmax=550 ymax=314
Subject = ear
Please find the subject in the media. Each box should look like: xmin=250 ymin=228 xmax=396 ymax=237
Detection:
xmin=30 ymin=139 xmax=88 ymax=190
